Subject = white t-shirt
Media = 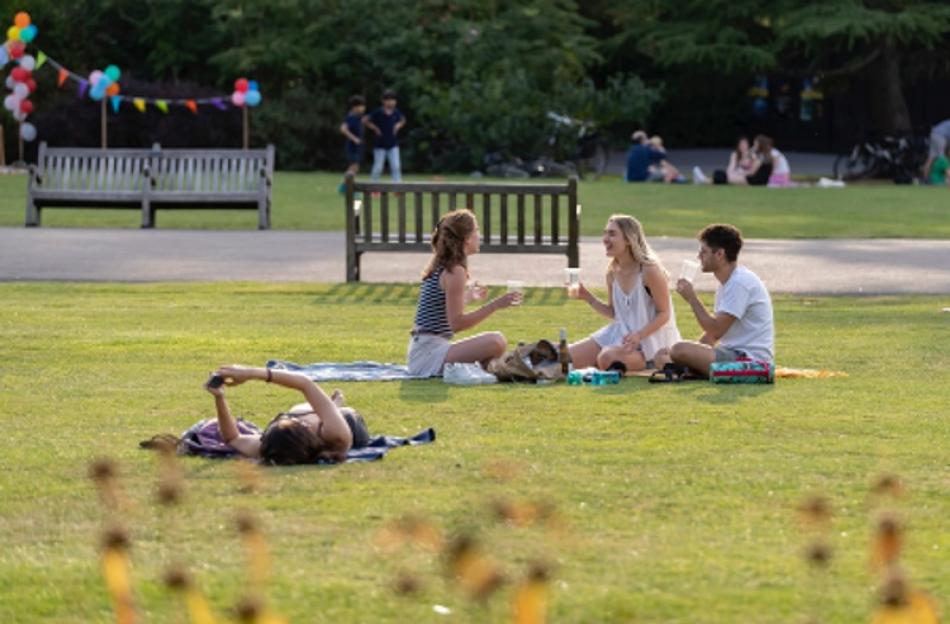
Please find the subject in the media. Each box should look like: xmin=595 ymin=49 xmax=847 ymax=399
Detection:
xmin=770 ymin=149 xmax=790 ymax=175
xmin=715 ymin=266 xmax=774 ymax=362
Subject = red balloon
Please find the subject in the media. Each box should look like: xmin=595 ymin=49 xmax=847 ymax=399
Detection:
xmin=26 ymin=79 xmax=37 ymax=93
xmin=9 ymin=42 xmax=25 ymax=59
xmin=234 ymin=78 xmax=249 ymax=93
xmin=11 ymin=67 xmax=28 ymax=82
xmin=19 ymin=99 xmax=33 ymax=114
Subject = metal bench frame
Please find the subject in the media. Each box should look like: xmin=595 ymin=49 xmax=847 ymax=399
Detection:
xmin=344 ymin=173 xmax=580 ymax=282
xmin=25 ymin=143 xmax=275 ymax=229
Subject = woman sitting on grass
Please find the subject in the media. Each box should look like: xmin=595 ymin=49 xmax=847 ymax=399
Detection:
xmin=205 ymin=365 xmax=368 ymax=464
xmin=407 ymin=209 xmax=521 ymax=377
xmin=567 ymin=215 xmax=681 ymax=372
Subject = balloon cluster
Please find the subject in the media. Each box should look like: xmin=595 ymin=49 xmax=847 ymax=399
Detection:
xmin=3 ymin=12 xmax=38 ymax=141
xmin=231 ymin=78 xmax=261 ymax=107
xmin=89 ymin=64 xmax=121 ymax=101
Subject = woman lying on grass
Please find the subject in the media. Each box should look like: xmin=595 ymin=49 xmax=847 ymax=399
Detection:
xmin=407 ymin=209 xmax=521 ymax=377
xmin=205 ymin=365 xmax=369 ymax=464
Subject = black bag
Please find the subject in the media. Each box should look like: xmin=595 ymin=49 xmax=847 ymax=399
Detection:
xmin=713 ymin=169 xmax=728 ymax=185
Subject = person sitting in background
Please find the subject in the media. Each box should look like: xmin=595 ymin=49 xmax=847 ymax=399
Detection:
xmin=728 ymin=135 xmax=774 ymax=186
xmin=765 ymin=137 xmax=792 ymax=187
xmin=648 ymin=136 xmax=686 ymax=183
xmin=728 ymin=137 xmax=759 ymax=178
xmin=625 ymin=130 xmax=666 ymax=182
xmin=928 ymin=144 xmax=950 ymax=186
xmin=923 ymin=119 xmax=950 ymax=179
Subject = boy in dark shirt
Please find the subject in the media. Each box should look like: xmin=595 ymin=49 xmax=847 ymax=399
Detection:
xmin=338 ymin=95 xmax=366 ymax=194
xmin=363 ymin=89 xmax=406 ymax=182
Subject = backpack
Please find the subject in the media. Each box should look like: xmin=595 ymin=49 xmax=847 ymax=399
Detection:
xmin=486 ymin=339 xmax=564 ymax=383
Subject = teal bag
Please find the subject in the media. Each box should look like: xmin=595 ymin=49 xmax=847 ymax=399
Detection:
xmin=709 ymin=360 xmax=774 ymax=384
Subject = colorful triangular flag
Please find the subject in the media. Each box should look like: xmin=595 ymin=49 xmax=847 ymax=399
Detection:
xmin=155 ymin=100 xmax=168 ymax=114
xmin=185 ymin=100 xmax=198 ymax=114
xmin=110 ymin=96 xmax=121 ymax=113
xmin=58 ymin=68 xmax=69 ymax=87
xmin=36 ymin=51 xmax=47 ymax=69
xmin=78 ymin=79 xmax=88 ymax=99
xmin=133 ymin=98 xmax=146 ymax=113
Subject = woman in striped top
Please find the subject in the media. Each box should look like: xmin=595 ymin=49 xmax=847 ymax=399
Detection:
xmin=407 ymin=209 xmax=521 ymax=377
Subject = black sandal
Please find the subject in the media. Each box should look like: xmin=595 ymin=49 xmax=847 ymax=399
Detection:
xmin=648 ymin=363 xmax=690 ymax=383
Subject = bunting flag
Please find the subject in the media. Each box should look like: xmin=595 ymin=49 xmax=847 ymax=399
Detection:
xmin=34 ymin=49 xmax=248 ymax=117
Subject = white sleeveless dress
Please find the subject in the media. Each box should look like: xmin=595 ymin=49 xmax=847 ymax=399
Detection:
xmin=590 ymin=271 xmax=681 ymax=360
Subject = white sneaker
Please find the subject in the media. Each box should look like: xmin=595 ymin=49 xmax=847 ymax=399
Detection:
xmin=692 ymin=166 xmax=708 ymax=184
xmin=443 ymin=362 xmax=498 ymax=385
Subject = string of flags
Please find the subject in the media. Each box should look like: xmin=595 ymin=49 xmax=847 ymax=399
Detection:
xmin=2 ymin=10 xmax=262 ymax=143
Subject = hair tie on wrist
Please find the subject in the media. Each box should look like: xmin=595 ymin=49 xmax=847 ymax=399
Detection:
xmin=266 ymin=369 xmax=273 ymax=383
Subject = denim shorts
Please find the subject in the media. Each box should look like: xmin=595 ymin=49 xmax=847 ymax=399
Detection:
xmin=714 ymin=346 xmax=747 ymax=362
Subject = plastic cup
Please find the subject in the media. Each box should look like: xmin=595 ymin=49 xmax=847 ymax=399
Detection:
xmin=564 ymin=268 xmax=581 ymax=298
xmin=506 ymin=280 xmax=524 ymax=305
xmin=679 ymin=259 xmax=700 ymax=283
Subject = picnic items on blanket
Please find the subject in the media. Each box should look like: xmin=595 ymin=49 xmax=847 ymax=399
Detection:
xmin=266 ymin=359 xmax=428 ymax=381
xmin=443 ymin=362 xmax=498 ymax=386
xmin=709 ymin=359 xmax=775 ymax=384
xmin=567 ymin=367 xmax=621 ymax=386
xmin=140 ymin=419 xmax=435 ymax=464
xmin=648 ymin=363 xmax=703 ymax=383
xmin=487 ymin=339 xmax=563 ymax=383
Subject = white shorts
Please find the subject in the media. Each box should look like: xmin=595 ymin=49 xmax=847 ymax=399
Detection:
xmin=406 ymin=333 xmax=452 ymax=377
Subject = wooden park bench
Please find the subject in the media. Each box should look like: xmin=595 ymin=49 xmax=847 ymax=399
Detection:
xmin=344 ymin=174 xmax=580 ymax=282
xmin=25 ymin=143 xmax=274 ymax=229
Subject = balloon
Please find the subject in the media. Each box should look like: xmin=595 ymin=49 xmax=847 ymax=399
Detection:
xmin=234 ymin=78 xmax=248 ymax=93
xmin=0 ymin=46 xmax=8 ymax=66
xmin=13 ymin=82 xmax=28 ymax=99
xmin=13 ymin=109 xmax=25 ymax=122
xmin=106 ymin=82 xmax=120 ymax=96
xmin=5 ymin=76 xmax=15 ymax=89
xmin=26 ymin=78 xmax=36 ymax=92
xmin=89 ymin=70 xmax=103 ymax=86
xmin=19 ymin=99 xmax=33 ymax=114
xmin=11 ymin=67 xmax=28 ymax=82
xmin=104 ymin=65 xmax=121 ymax=82
xmin=19 ymin=54 xmax=36 ymax=71
xmin=14 ymin=12 xmax=31 ymax=29
xmin=245 ymin=90 xmax=262 ymax=107
xmin=9 ymin=42 xmax=25 ymax=59
xmin=20 ymin=122 xmax=37 ymax=142
xmin=20 ymin=25 xmax=37 ymax=43
xmin=231 ymin=91 xmax=246 ymax=106
xmin=248 ymin=80 xmax=259 ymax=92
xmin=7 ymin=26 xmax=20 ymax=42
xmin=3 ymin=95 xmax=17 ymax=111
xmin=90 ymin=85 xmax=105 ymax=101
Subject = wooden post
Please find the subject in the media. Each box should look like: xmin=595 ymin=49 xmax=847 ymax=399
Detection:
xmin=101 ymin=99 xmax=107 ymax=149
xmin=243 ymin=107 xmax=249 ymax=150
xmin=344 ymin=173 xmax=358 ymax=282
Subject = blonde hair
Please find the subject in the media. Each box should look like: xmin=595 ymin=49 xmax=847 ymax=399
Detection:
xmin=606 ymin=214 xmax=666 ymax=276
xmin=422 ymin=209 xmax=476 ymax=279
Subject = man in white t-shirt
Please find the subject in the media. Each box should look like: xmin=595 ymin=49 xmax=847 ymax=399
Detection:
xmin=655 ymin=223 xmax=774 ymax=376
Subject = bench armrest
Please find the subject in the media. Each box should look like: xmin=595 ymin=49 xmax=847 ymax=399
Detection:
xmin=28 ymin=164 xmax=43 ymax=186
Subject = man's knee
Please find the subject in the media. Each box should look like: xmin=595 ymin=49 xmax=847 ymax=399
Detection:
xmin=489 ymin=332 xmax=507 ymax=357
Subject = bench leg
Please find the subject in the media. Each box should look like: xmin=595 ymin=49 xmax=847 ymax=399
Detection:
xmin=258 ymin=197 xmax=269 ymax=230
xmin=25 ymin=196 xmax=39 ymax=227
xmin=141 ymin=200 xmax=154 ymax=229
xmin=347 ymin=251 xmax=362 ymax=282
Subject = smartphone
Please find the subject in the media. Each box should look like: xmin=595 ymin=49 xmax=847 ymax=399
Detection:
xmin=208 ymin=374 xmax=225 ymax=389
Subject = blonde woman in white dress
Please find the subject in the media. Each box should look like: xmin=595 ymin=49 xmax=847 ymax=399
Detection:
xmin=568 ymin=214 xmax=681 ymax=372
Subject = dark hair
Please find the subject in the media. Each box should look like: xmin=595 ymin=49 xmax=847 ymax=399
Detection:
xmin=348 ymin=95 xmax=365 ymax=108
xmin=753 ymin=134 xmax=774 ymax=166
xmin=422 ymin=209 xmax=476 ymax=279
xmin=259 ymin=416 xmax=325 ymax=465
xmin=382 ymin=89 xmax=397 ymax=100
xmin=699 ymin=224 xmax=743 ymax=262
xmin=734 ymin=136 xmax=750 ymax=159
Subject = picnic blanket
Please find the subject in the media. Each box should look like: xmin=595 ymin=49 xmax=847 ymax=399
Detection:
xmin=143 ymin=419 xmax=436 ymax=464
xmin=266 ymin=359 xmax=431 ymax=382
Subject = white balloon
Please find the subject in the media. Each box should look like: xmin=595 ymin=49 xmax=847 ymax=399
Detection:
xmin=13 ymin=109 xmax=26 ymax=122
xmin=19 ymin=55 xmax=36 ymax=71
xmin=20 ymin=122 xmax=37 ymax=142
xmin=3 ymin=95 xmax=17 ymax=111
xmin=5 ymin=76 xmax=15 ymax=89
xmin=13 ymin=83 xmax=29 ymax=99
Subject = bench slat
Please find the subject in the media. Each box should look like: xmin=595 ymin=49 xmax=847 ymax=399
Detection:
xmin=517 ymin=194 xmax=525 ymax=245
xmin=398 ymin=193 xmax=406 ymax=244
xmin=482 ymin=193 xmax=491 ymax=244
xmin=500 ymin=194 xmax=508 ymax=244
xmin=380 ymin=192 xmax=390 ymax=243
xmin=551 ymin=194 xmax=559 ymax=245
xmin=534 ymin=194 xmax=542 ymax=245
xmin=414 ymin=192 xmax=423 ymax=242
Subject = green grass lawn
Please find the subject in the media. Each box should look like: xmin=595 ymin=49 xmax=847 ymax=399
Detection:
xmin=1 ymin=282 xmax=947 ymax=622
xmin=2 ymin=171 xmax=949 ymax=238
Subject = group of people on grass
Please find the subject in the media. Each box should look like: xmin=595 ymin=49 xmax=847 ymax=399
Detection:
xmin=626 ymin=131 xmax=792 ymax=187
xmin=206 ymin=211 xmax=774 ymax=468
xmin=407 ymin=211 xmax=774 ymax=381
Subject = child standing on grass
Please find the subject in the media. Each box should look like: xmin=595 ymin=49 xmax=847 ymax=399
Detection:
xmin=338 ymin=95 xmax=366 ymax=194
xmin=363 ymin=89 xmax=406 ymax=182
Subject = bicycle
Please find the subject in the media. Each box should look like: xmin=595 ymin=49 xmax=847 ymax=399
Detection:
xmin=833 ymin=135 xmax=928 ymax=182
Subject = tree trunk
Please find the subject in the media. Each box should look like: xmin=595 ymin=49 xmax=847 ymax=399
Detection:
xmin=865 ymin=42 xmax=911 ymax=135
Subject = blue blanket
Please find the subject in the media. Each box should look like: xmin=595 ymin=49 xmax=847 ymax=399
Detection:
xmin=266 ymin=359 xmax=433 ymax=381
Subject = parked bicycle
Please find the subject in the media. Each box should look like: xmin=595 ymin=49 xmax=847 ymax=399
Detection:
xmin=833 ymin=135 xmax=928 ymax=182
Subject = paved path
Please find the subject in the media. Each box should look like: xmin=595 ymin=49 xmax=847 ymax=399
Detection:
xmin=2 ymin=228 xmax=948 ymax=294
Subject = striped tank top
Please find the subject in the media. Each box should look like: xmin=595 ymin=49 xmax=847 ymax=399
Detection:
xmin=413 ymin=266 xmax=453 ymax=337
